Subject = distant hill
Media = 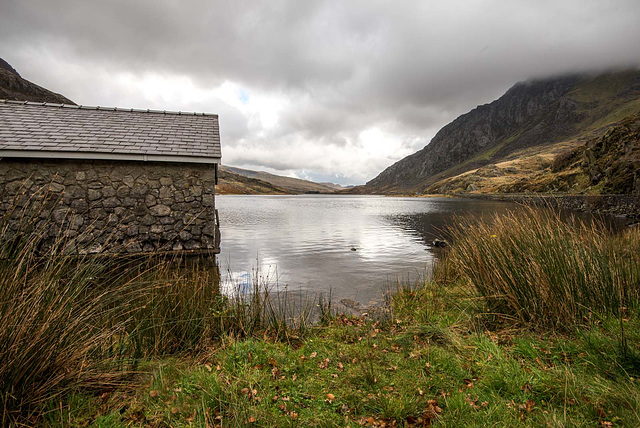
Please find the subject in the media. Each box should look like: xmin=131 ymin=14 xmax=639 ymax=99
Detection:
xmin=217 ymin=167 xmax=291 ymax=195
xmin=359 ymin=69 xmax=640 ymax=195
xmin=0 ymin=58 xmax=75 ymax=104
xmin=222 ymin=166 xmax=338 ymax=194
xmin=318 ymin=182 xmax=350 ymax=191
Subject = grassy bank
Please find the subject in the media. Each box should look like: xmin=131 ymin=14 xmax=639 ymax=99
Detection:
xmin=3 ymin=206 xmax=640 ymax=426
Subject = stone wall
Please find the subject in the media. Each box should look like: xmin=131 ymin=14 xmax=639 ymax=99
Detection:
xmin=0 ymin=158 xmax=219 ymax=254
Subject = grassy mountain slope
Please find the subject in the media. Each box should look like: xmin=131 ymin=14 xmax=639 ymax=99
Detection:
xmin=224 ymin=166 xmax=338 ymax=194
xmin=431 ymin=111 xmax=640 ymax=195
xmin=0 ymin=58 xmax=75 ymax=104
xmin=217 ymin=167 xmax=292 ymax=195
xmin=361 ymin=69 xmax=640 ymax=195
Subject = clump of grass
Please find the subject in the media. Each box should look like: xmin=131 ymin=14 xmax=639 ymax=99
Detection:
xmin=0 ymin=203 xmax=143 ymax=423
xmin=0 ymin=195 xmax=315 ymax=423
xmin=217 ymin=270 xmax=317 ymax=343
xmin=123 ymin=258 xmax=223 ymax=357
xmin=447 ymin=206 xmax=640 ymax=328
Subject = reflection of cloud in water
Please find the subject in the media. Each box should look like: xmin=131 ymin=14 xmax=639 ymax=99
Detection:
xmin=216 ymin=195 xmax=519 ymax=304
xmin=219 ymin=258 xmax=285 ymax=297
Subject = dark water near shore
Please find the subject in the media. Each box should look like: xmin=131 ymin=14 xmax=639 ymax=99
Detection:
xmin=216 ymin=195 xmax=523 ymax=306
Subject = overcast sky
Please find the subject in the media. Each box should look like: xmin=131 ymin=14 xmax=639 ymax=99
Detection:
xmin=2 ymin=0 xmax=640 ymax=185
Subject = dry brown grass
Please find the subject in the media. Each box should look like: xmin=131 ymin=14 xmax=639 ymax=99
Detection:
xmin=447 ymin=206 xmax=640 ymax=328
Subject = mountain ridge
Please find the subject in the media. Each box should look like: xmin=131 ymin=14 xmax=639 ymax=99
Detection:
xmin=361 ymin=69 xmax=640 ymax=195
xmin=0 ymin=58 xmax=75 ymax=104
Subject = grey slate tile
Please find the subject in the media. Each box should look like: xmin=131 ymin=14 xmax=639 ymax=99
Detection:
xmin=0 ymin=101 xmax=220 ymax=161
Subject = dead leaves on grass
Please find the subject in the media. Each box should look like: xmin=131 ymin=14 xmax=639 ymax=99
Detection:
xmin=358 ymin=399 xmax=443 ymax=427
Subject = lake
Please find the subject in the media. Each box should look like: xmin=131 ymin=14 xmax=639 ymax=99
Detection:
xmin=216 ymin=195 xmax=520 ymax=306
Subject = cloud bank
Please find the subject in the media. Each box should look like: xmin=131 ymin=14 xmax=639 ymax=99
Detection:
xmin=2 ymin=0 xmax=640 ymax=184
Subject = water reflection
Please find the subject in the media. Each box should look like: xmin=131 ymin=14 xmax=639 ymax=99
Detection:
xmin=216 ymin=195 xmax=520 ymax=305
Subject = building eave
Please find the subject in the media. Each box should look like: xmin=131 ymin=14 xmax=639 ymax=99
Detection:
xmin=0 ymin=150 xmax=221 ymax=164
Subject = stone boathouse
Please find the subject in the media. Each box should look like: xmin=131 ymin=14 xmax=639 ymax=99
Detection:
xmin=0 ymin=99 xmax=221 ymax=255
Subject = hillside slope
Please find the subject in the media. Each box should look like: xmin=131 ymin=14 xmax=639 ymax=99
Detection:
xmin=430 ymin=111 xmax=640 ymax=195
xmin=0 ymin=58 xmax=75 ymax=104
xmin=363 ymin=70 xmax=640 ymax=194
xmin=224 ymin=166 xmax=337 ymax=194
xmin=217 ymin=167 xmax=291 ymax=195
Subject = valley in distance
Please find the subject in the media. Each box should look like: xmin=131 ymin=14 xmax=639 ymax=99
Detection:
xmin=225 ymin=69 xmax=640 ymax=203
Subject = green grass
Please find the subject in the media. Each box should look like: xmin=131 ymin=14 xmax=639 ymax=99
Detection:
xmin=4 ymin=201 xmax=640 ymax=426
xmin=0 ymin=195 xmax=314 ymax=426
xmin=45 ymin=280 xmax=640 ymax=427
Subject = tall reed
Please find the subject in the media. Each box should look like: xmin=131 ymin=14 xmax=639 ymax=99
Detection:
xmin=447 ymin=206 xmax=639 ymax=328
xmin=0 ymin=193 xmax=315 ymax=422
xmin=0 ymin=201 xmax=145 ymax=421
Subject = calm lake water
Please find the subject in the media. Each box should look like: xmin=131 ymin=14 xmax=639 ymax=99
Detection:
xmin=216 ymin=195 xmax=520 ymax=306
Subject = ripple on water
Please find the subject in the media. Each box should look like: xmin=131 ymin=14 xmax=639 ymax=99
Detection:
xmin=217 ymin=195 xmax=519 ymax=304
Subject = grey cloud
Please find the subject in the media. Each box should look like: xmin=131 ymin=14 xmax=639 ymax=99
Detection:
xmin=2 ymin=0 xmax=640 ymax=184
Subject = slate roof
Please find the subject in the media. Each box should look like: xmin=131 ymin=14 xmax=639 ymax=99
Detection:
xmin=0 ymin=99 xmax=221 ymax=164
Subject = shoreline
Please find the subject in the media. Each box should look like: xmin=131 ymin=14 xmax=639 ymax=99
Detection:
xmin=459 ymin=193 xmax=640 ymax=221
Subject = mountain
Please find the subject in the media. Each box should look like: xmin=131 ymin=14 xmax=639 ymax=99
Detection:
xmin=318 ymin=182 xmax=350 ymax=191
xmin=222 ymin=166 xmax=338 ymax=194
xmin=0 ymin=58 xmax=75 ymax=104
xmin=217 ymin=167 xmax=292 ymax=195
xmin=361 ymin=69 xmax=640 ymax=195
xmin=0 ymin=58 xmax=20 ymax=76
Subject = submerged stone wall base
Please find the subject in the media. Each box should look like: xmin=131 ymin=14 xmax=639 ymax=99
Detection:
xmin=0 ymin=158 xmax=219 ymax=254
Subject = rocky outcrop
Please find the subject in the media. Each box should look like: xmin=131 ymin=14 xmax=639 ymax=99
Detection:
xmin=581 ymin=113 xmax=640 ymax=194
xmin=363 ymin=70 xmax=640 ymax=194
xmin=0 ymin=58 xmax=20 ymax=77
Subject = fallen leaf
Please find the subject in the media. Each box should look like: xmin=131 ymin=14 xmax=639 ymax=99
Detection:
xmin=149 ymin=390 xmax=160 ymax=398
xmin=462 ymin=378 xmax=475 ymax=389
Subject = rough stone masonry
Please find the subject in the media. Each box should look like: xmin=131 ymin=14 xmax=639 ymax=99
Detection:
xmin=0 ymin=158 xmax=219 ymax=254
xmin=0 ymin=99 xmax=222 ymax=256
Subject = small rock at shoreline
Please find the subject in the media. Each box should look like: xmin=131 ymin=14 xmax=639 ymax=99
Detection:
xmin=432 ymin=239 xmax=448 ymax=248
